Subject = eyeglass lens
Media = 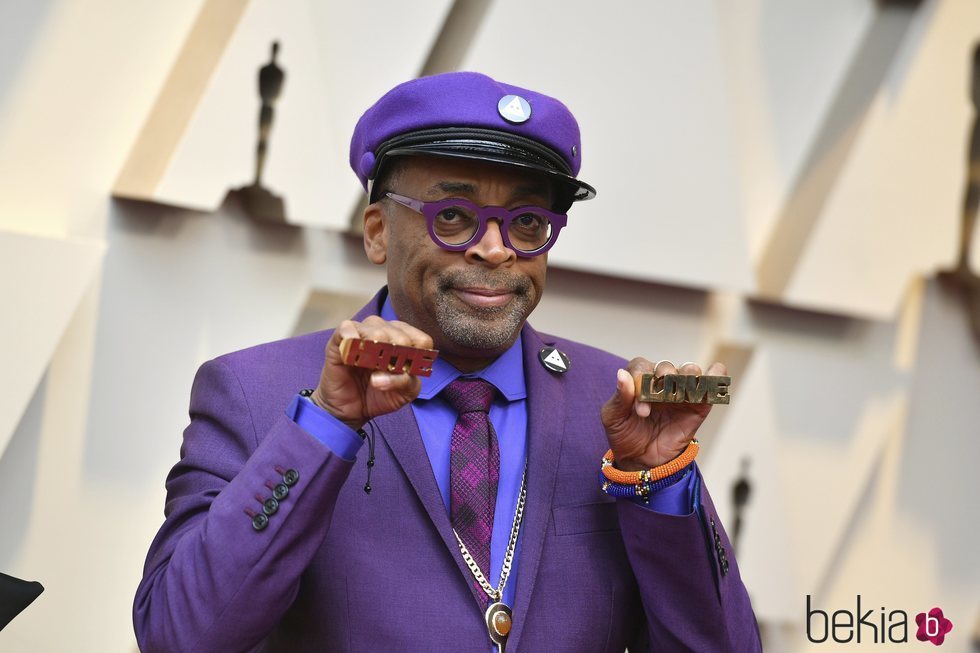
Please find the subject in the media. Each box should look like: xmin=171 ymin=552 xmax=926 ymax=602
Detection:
xmin=432 ymin=203 xmax=554 ymax=252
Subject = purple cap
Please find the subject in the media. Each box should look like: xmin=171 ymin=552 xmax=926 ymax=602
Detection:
xmin=350 ymin=72 xmax=596 ymax=207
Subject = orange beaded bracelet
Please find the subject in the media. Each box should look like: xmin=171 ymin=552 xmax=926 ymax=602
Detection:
xmin=601 ymin=439 xmax=700 ymax=484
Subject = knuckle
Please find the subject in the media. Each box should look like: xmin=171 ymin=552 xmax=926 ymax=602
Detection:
xmin=627 ymin=357 xmax=655 ymax=373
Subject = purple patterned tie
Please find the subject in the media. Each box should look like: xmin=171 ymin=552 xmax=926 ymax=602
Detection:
xmin=444 ymin=378 xmax=500 ymax=584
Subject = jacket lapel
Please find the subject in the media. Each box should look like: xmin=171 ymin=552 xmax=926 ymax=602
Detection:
xmin=351 ymin=289 xmax=492 ymax=608
xmin=507 ymin=323 xmax=567 ymax=652
xmin=372 ymin=408 xmax=488 ymax=606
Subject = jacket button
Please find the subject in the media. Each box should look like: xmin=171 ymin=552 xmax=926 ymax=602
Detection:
xmin=262 ymin=497 xmax=279 ymax=515
xmin=283 ymin=469 xmax=299 ymax=486
xmin=251 ymin=513 xmax=269 ymax=531
xmin=273 ymin=483 xmax=289 ymax=500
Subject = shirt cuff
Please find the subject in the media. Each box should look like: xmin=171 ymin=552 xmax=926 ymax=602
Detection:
xmin=284 ymin=394 xmax=364 ymax=461
xmin=632 ymin=463 xmax=698 ymax=516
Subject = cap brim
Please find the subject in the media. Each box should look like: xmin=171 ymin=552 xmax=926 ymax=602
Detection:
xmin=383 ymin=146 xmax=596 ymax=205
xmin=368 ymin=129 xmax=596 ymax=208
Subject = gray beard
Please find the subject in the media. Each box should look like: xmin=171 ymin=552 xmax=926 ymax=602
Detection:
xmin=432 ymin=271 xmax=533 ymax=350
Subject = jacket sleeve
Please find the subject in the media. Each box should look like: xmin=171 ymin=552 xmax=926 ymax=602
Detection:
xmin=133 ymin=358 xmax=355 ymax=653
xmin=618 ymin=469 xmax=763 ymax=651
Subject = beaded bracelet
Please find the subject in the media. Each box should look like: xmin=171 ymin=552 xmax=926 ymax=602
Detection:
xmin=598 ymin=466 xmax=691 ymax=500
xmin=601 ymin=439 xmax=700 ymax=485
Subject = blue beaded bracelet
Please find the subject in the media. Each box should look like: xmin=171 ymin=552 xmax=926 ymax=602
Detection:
xmin=599 ymin=466 xmax=691 ymax=502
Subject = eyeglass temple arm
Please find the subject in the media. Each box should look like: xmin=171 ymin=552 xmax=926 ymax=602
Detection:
xmin=384 ymin=192 xmax=425 ymax=213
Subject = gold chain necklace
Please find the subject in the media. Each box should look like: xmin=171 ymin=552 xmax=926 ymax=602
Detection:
xmin=451 ymin=465 xmax=527 ymax=653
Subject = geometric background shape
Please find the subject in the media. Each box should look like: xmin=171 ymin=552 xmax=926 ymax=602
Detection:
xmin=775 ymin=0 xmax=977 ymax=319
xmin=715 ymin=0 xmax=877 ymax=265
xmin=0 ymin=230 xmax=104 ymax=458
xmin=114 ymin=0 xmax=456 ymax=229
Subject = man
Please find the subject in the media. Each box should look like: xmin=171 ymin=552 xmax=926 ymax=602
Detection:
xmin=134 ymin=72 xmax=761 ymax=652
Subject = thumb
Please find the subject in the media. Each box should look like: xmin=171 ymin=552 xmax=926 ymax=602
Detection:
xmin=602 ymin=369 xmax=639 ymax=429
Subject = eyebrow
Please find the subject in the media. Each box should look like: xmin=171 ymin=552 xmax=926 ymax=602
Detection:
xmin=426 ymin=181 xmax=476 ymax=197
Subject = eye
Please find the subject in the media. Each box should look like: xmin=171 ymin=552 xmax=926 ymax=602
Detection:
xmin=431 ymin=202 xmax=478 ymax=244
xmin=437 ymin=208 xmax=463 ymax=222
xmin=513 ymin=213 xmax=546 ymax=232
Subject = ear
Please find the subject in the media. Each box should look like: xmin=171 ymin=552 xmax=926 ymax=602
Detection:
xmin=363 ymin=201 xmax=388 ymax=265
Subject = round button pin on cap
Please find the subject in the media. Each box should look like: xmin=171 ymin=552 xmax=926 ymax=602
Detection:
xmin=498 ymin=94 xmax=531 ymax=124
xmin=539 ymin=347 xmax=570 ymax=374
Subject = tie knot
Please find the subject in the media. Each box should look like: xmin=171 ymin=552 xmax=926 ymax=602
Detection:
xmin=443 ymin=378 xmax=496 ymax=414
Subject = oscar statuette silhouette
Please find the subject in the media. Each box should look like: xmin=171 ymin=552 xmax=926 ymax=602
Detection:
xmin=238 ymin=41 xmax=288 ymax=222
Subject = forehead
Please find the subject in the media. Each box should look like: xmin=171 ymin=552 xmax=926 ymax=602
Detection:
xmin=393 ymin=156 xmax=556 ymax=202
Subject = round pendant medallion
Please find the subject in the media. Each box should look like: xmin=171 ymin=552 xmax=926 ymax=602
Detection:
xmin=492 ymin=610 xmax=512 ymax=636
xmin=485 ymin=601 xmax=513 ymax=644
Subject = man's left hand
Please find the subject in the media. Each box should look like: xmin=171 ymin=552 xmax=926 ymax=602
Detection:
xmin=600 ymin=359 xmax=727 ymax=471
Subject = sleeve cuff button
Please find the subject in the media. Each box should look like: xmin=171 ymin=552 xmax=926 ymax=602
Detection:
xmin=262 ymin=498 xmax=279 ymax=515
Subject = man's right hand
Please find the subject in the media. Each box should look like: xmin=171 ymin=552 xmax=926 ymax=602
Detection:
xmin=311 ymin=316 xmax=434 ymax=431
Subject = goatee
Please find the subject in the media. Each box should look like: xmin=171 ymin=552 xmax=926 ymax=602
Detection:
xmin=434 ymin=271 xmax=534 ymax=350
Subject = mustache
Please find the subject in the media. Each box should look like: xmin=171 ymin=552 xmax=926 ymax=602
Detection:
xmin=437 ymin=270 xmax=532 ymax=296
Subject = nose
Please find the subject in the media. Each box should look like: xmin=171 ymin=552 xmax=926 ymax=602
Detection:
xmin=464 ymin=219 xmax=516 ymax=266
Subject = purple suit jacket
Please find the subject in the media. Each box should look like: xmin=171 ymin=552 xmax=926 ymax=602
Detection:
xmin=134 ymin=289 xmax=761 ymax=652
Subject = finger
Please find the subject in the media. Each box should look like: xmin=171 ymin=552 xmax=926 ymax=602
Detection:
xmin=387 ymin=320 xmax=434 ymax=350
xmin=705 ymin=361 xmax=728 ymax=376
xmin=678 ymin=361 xmax=702 ymax=376
xmin=617 ymin=368 xmax=635 ymax=405
xmin=602 ymin=368 xmax=637 ymax=427
xmin=369 ymin=370 xmax=419 ymax=393
xmin=624 ymin=357 xmax=657 ymax=376
xmin=357 ymin=320 xmax=415 ymax=348
xmin=654 ymin=359 xmax=677 ymax=377
xmin=334 ymin=319 xmax=362 ymax=342
xmin=624 ymin=358 xmax=656 ymax=418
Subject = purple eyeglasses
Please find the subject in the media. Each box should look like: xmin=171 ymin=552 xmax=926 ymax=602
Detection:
xmin=385 ymin=192 xmax=567 ymax=257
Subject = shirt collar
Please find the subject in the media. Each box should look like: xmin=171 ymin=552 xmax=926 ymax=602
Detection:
xmin=380 ymin=296 xmax=526 ymax=401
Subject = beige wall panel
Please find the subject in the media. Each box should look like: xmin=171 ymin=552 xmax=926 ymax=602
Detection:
xmin=83 ymin=198 xmax=311 ymax=488
xmin=112 ymin=0 xmax=250 ymax=204
xmin=0 ymin=0 xmax=203 ymax=239
xmin=2 ymin=197 xmax=311 ymax=650
xmin=701 ymin=348 xmax=798 ymax=623
xmin=752 ymin=310 xmax=907 ymax=596
xmin=715 ymin=0 xmax=874 ymax=262
xmin=694 ymin=304 xmax=908 ymax=622
xmin=812 ymin=280 xmax=980 ymax=653
xmin=118 ymin=0 xmax=455 ymax=227
xmin=461 ymin=0 xmax=755 ymax=293
xmin=0 ymin=231 xmax=103 ymax=458
xmin=778 ymin=0 xmax=975 ymax=319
